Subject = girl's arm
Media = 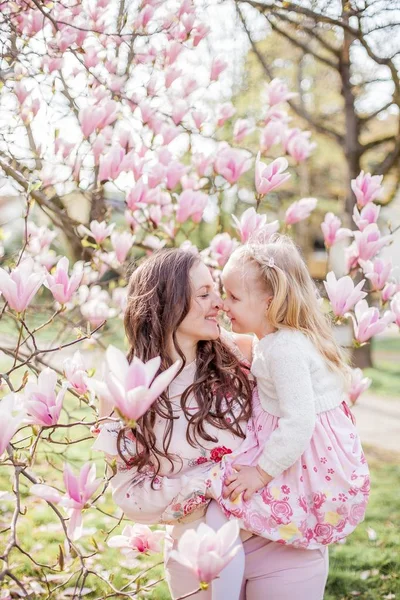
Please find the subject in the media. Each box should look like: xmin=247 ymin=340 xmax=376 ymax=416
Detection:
xmin=257 ymin=341 xmax=316 ymax=478
xmin=93 ymin=423 xmax=208 ymax=525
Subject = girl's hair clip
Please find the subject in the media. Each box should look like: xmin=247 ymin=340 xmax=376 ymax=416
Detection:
xmin=268 ymin=257 xmax=275 ymax=268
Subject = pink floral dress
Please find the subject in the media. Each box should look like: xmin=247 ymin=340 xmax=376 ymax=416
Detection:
xmin=205 ymin=387 xmax=370 ymax=549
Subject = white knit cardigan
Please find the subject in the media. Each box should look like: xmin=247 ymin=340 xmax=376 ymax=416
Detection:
xmin=251 ymin=328 xmax=345 ymax=478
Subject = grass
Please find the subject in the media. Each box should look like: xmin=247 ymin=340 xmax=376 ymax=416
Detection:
xmin=365 ymin=336 xmax=400 ymax=398
xmin=326 ymin=449 xmax=400 ymax=600
xmin=1 ymin=440 xmax=399 ymax=599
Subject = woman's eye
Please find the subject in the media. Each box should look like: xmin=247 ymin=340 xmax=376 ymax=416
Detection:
xmin=199 ymin=293 xmax=209 ymax=298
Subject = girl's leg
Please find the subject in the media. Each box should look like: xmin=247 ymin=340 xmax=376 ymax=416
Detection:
xmin=240 ymin=535 xmax=329 ymax=600
xmin=206 ymin=500 xmax=245 ymax=600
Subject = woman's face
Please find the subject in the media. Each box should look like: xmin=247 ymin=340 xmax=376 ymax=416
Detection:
xmin=176 ymin=260 xmax=222 ymax=346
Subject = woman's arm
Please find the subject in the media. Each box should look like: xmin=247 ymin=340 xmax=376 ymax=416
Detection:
xmin=93 ymin=423 xmax=208 ymax=525
xmin=231 ymin=333 xmax=254 ymax=364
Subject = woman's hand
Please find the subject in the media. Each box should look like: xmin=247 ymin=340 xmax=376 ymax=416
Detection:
xmin=222 ymin=464 xmax=273 ymax=502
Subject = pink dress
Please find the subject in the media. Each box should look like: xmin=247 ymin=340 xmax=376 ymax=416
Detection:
xmin=206 ymin=387 xmax=370 ymax=549
xmin=163 ymin=330 xmax=370 ymax=550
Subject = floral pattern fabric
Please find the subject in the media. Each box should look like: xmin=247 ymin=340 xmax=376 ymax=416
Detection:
xmin=203 ymin=388 xmax=370 ymax=549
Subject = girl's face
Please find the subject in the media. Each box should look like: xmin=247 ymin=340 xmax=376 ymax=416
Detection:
xmin=222 ymin=259 xmax=271 ymax=339
xmin=176 ymin=261 xmax=222 ymax=346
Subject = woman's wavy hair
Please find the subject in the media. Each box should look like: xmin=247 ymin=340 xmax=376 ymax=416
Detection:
xmin=118 ymin=248 xmax=253 ymax=476
xmin=231 ymin=234 xmax=348 ymax=376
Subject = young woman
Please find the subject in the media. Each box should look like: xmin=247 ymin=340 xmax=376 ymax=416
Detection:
xmin=94 ymin=248 xmax=329 ymax=600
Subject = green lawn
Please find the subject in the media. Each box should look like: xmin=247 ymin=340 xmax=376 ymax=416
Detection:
xmin=1 ymin=444 xmax=399 ymax=599
xmin=365 ymin=336 xmax=400 ymax=398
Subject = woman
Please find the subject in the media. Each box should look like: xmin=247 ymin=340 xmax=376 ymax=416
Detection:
xmin=94 ymin=248 xmax=329 ymax=600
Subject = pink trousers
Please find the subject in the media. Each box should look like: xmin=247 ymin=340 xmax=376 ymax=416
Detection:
xmin=164 ymin=533 xmax=329 ymax=600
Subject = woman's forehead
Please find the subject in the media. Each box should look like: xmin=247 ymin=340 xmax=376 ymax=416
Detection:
xmin=190 ymin=260 xmax=214 ymax=288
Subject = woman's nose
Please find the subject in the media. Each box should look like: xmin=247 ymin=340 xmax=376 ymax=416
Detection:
xmin=213 ymin=292 xmax=223 ymax=309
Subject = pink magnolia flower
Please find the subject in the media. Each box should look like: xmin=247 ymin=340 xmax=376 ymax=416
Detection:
xmin=348 ymin=368 xmax=372 ymax=404
xmin=285 ymin=197 xmax=317 ymax=226
xmin=161 ymin=124 xmax=180 ymax=145
xmin=351 ymin=300 xmax=394 ymax=344
xmin=359 ymin=258 xmax=392 ymax=291
xmin=192 ymin=23 xmax=210 ymax=46
xmin=24 ymin=368 xmax=68 ymax=426
xmin=14 ymin=81 xmax=30 ymax=105
xmin=111 ymin=231 xmax=134 ymax=264
xmin=63 ymin=351 xmax=88 ymax=395
xmin=0 ymin=258 xmax=44 ymax=313
xmin=391 ymin=293 xmax=400 ymax=327
xmin=27 ymin=222 xmax=57 ymax=254
xmin=259 ymin=121 xmax=284 ymax=153
xmin=216 ymin=103 xmax=236 ymax=128
xmin=45 ymin=257 xmax=83 ymax=305
xmin=353 ymin=203 xmax=380 ymax=231
xmin=232 ymin=207 xmax=279 ymax=244
xmin=210 ymin=56 xmax=227 ymax=82
xmin=171 ymin=100 xmax=188 ymax=125
xmin=84 ymin=47 xmax=99 ymax=68
xmin=147 ymin=163 xmax=167 ymax=188
xmin=381 ymin=282 xmax=397 ymax=304
xmin=78 ymin=220 xmax=115 ymax=244
xmin=166 ymin=161 xmax=187 ymax=190
xmin=0 ymin=394 xmax=25 ymax=457
xmin=170 ymin=520 xmax=240 ymax=588
xmin=214 ymin=147 xmax=252 ymax=185
xmin=108 ymin=524 xmax=165 ymax=556
xmin=126 ymin=180 xmax=151 ymax=210
xmin=233 ymin=119 xmax=254 ymax=143
xmin=176 ymin=190 xmax=208 ymax=223
xmin=323 ymin=272 xmax=367 ymax=318
xmin=99 ymin=146 xmax=125 ymax=182
xmin=165 ymin=66 xmax=182 ymax=87
xmin=192 ymin=110 xmax=208 ymax=130
xmin=264 ymin=78 xmax=297 ymax=107
xmin=209 ymin=233 xmax=239 ymax=267
xmin=351 ymin=171 xmax=383 ymax=207
xmin=31 ymin=462 xmax=102 ymax=540
xmin=353 ymin=223 xmax=391 ymax=263
xmin=104 ymin=346 xmax=181 ymax=423
xmin=255 ymin=153 xmax=290 ymax=196
xmin=192 ymin=153 xmax=214 ymax=177
xmin=321 ymin=213 xmax=352 ymax=248
xmin=63 ymin=462 xmax=102 ymax=539
xmin=286 ymin=130 xmax=316 ymax=163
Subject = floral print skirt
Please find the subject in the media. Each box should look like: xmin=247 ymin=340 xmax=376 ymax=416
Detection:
xmin=207 ymin=388 xmax=370 ymax=549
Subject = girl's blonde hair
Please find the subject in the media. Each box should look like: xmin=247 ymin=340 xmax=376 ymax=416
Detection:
xmin=231 ymin=234 xmax=348 ymax=375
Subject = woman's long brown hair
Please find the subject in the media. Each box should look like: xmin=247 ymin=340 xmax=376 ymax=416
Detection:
xmin=118 ymin=248 xmax=253 ymax=477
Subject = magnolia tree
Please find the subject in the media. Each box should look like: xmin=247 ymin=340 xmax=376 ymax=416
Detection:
xmin=0 ymin=0 xmax=399 ymax=598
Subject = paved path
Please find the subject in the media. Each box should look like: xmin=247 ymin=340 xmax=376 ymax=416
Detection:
xmin=352 ymin=393 xmax=400 ymax=454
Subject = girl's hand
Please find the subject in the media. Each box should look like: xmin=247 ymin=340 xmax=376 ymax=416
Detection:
xmin=223 ymin=464 xmax=273 ymax=502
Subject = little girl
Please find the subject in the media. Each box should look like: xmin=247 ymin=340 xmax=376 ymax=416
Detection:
xmin=163 ymin=234 xmax=370 ymax=599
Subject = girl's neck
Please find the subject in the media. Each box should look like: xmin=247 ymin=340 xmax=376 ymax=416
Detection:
xmin=255 ymin=321 xmax=278 ymax=340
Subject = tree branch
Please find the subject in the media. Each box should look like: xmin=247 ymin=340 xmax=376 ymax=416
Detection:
xmin=236 ymin=5 xmax=344 ymax=143
xmin=267 ymin=14 xmax=338 ymax=69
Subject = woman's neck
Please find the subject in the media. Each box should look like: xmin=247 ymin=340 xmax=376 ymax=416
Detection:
xmin=168 ymin=336 xmax=197 ymax=364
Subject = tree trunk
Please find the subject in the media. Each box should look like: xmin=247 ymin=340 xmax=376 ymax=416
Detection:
xmin=339 ymin=2 xmax=372 ymax=368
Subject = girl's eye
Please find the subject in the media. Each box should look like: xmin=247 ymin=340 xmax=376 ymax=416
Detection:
xmin=199 ymin=293 xmax=209 ymax=298
xmin=230 ymin=293 xmax=239 ymax=301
